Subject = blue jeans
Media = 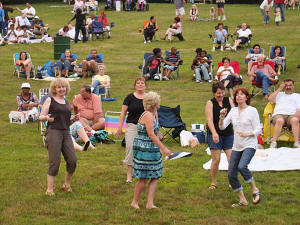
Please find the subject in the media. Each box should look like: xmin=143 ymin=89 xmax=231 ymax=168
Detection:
xmin=75 ymin=26 xmax=87 ymax=43
xmin=3 ymin=20 xmax=8 ymax=36
xmin=274 ymin=3 xmax=285 ymax=22
xmin=57 ymin=60 xmax=74 ymax=72
xmin=195 ymin=65 xmax=210 ymax=81
xmin=228 ymin=148 xmax=256 ymax=192
xmin=260 ymin=9 xmax=270 ymax=24
xmin=92 ymin=80 xmax=105 ymax=95
xmin=0 ymin=21 xmax=4 ymax=36
xmin=255 ymin=70 xmax=273 ymax=95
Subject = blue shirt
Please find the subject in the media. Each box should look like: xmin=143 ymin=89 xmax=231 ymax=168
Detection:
xmin=215 ymin=29 xmax=227 ymax=40
xmin=0 ymin=9 xmax=5 ymax=22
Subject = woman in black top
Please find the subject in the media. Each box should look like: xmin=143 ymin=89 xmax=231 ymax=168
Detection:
xmin=69 ymin=8 xmax=87 ymax=43
xmin=39 ymin=78 xmax=77 ymax=196
xmin=116 ymin=77 xmax=146 ymax=183
xmin=205 ymin=82 xmax=234 ymax=189
xmin=143 ymin=16 xmax=158 ymax=43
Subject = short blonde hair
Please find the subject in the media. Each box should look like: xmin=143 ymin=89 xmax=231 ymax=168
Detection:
xmin=143 ymin=91 xmax=160 ymax=112
xmin=49 ymin=78 xmax=70 ymax=96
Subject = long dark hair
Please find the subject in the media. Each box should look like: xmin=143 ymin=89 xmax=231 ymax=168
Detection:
xmin=273 ymin=46 xmax=283 ymax=57
xmin=19 ymin=51 xmax=27 ymax=60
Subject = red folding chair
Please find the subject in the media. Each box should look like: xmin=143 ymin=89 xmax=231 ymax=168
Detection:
xmin=217 ymin=61 xmax=243 ymax=86
xmin=250 ymin=61 xmax=278 ymax=97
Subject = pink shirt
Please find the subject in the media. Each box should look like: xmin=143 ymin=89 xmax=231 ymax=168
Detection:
xmin=250 ymin=64 xmax=275 ymax=77
xmin=73 ymin=94 xmax=103 ymax=120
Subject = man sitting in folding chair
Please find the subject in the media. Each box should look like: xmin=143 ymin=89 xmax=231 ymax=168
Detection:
xmin=268 ymin=79 xmax=300 ymax=148
xmin=81 ymin=49 xmax=103 ymax=78
xmin=248 ymin=56 xmax=277 ymax=100
xmin=157 ymin=105 xmax=186 ymax=143
xmin=163 ymin=47 xmax=182 ymax=81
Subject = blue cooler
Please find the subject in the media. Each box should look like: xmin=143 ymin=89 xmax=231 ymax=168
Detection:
xmin=191 ymin=124 xmax=206 ymax=143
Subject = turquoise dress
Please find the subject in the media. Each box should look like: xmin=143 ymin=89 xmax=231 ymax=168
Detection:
xmin=132 ymin=119 xmax=162 ymax=179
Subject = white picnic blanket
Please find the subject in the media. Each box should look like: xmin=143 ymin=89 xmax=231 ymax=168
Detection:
xmin=203 ymin=147 xmax=300 ymax=171
xmin=32 ymin=77 xmax=80 ymax=82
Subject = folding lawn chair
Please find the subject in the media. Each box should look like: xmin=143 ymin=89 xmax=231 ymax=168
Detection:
xmin=157 ymin=105 xmax=186 ymax=143
xmin=100 ymin=75 xmax=111 ymax=99
xmin=105 ymin=111 xmax=127 ymax=137
xmin=245 ymin=48 xmax=265 ymax=64
xmin=164 ymin=50 xmax=183 ymax=80
xmin=142 ymin=20 xmax=157 ymax=42
xmin=250 ymin=61 xmax=278 ymax=97
xmin=38 ymin=88 xmax=50 ymax=146
xmin=140 ymin=52 xmax=161 ymax=80
xmin=263 ymin=102 xmax=298 ymax=144
xmin=13 ymin=52 xmax=36 ymax=78
xmin=56 ymin=53 xmax=78 ymax=76
xmin=269 ymin=46 xmax=286 ymax=73
xmin=216 ymin=61 xmax=243 ymax=85
xmin=234 ymin=24 xmax=252 ymax=48
xmin=208 ymin=25 xmax=230 ymax=49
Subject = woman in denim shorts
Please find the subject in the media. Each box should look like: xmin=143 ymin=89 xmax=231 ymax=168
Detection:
xmin=205 ymin=82 xmax=234 ymax=190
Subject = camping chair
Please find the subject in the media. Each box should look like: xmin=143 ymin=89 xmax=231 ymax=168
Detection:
xmin=157 ymin=105 xmax=186 ymax=143
xmin=208 ymin=25 xmax=230 ymax=49
xmin=164 ymin=50 xmax=183 ymax=80
xmin=250 ymin=61 xmax=278 ymax=97
xmin=245 ymin=48 xmax=265 ymax=64
xmin=173 ymin=33 xmax=184 ymax=41
xmin=105 ymin=111 xmax=127 ymax=141
xmin=56 ymin=53 xmax=78 ymax=77
xmin=269 ymin=46 xmax=286 ymax=73
xmin=233 ymin=24 xmax=252 ymax=48
xmin=86 ymin=53 xmax=104 ymax=76
xmin=191 ymin=53 xmax=214 ymax=81
xmin=263 ymin=102 xmax=298 ymax=144
xmin=38 ymin=88 xmax=49 ymax=146
xmin=139 ymin=52 xmax=161 ymax=80
xmin=13 ymin=52 xmax=36 ymax=78
xmin=99 ymin=75 xmax=111 ymax=99
xmin=216 ymin=61 xmax=243 ymax=85
xmin=91 ymin=19 xmax=105 ymax=40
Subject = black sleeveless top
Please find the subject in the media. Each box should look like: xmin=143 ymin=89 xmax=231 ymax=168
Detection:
xmin=208 ymin=97 xmax=233 ymax=136
xmin=47 ymin=97 xmax=71 ymax=130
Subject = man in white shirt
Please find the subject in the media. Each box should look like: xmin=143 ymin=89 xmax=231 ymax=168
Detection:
xmin=268 ymin=79 xmax=300 ymax=148
xmin=16 ymin=13 xmax=31 ymax=28
xmin=231 ymin=23 xmax=252 ymax=51
xmin=17 ymin=3 xmax=36 ymax=20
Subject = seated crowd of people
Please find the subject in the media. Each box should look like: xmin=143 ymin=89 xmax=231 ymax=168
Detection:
xmin=0 ymin=2 xmax=51 ymax=46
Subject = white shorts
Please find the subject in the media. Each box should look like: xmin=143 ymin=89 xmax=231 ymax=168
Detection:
xmin=176 ymin=7 xmax=185 ymax=16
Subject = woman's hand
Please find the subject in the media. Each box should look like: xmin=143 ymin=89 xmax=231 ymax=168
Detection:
xmin=212 ymin=133 xmax=219 ymax=144
xmin=164 ymin=148 xmax=172 ymax=157
xmin=115 ymin=128 xmax=122 ymax=138
xmin=220 ymin=108 xmax=227 ymax=118
xmin=46 ymin=114 xmax=54 ymax=122
xmin=237 ymin=131 xmax=253 ymax=137
xmin=73 ymin=113 xmax=80 ymax=121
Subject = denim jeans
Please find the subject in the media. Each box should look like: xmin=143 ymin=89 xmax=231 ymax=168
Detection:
xmin=228 ymin=148 xmax=256 ymax=192
xmin=57 ymin=60 xmax=74 ymax=71
xmin=260 ymin=9 xmax=270 ymax=24
xmin=92 ymin=80 xmax=105 ymax=95
xmin=143 ymin=67 xmax=158 ymax=80
xmin=0 ymin=21 xmax=4 ymax=36
xmin=75 ymin=26 xmax=87 ymax=43
xmin=195 ymin=65 xmax=210 ymax=81
xmin=3 ymin=20 xmax=8 ymax=36
xmin=274 ymin=3 xmax=285 ymax=22
xmin=255 ymin=70 xmax=273 ymax=95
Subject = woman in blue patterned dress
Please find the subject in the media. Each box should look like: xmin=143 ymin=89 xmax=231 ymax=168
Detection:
xmin=131 ymin=92 xmax=172 ymax=209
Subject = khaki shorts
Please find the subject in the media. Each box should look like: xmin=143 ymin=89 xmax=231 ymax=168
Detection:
xmin=272 ymin=114 xmax=295 ymax=127
xmin=81 ymin=117 xmax=104 ymax=127
xmin=176 ymin=7 xmax=185 ymax=16
xmin=123 ymin=123 xmax=138 ymax=166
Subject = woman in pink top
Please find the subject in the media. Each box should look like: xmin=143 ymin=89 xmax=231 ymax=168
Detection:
xmin=161 ymin=17 xmax=182 ymax=42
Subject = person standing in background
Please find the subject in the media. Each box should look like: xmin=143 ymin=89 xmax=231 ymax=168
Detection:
xmin=174 ymin=0 xmax=186 ymax=22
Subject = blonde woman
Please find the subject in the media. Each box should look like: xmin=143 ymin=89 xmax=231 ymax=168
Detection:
xmin=189 ymin=4 xmax=198 ymax=21
xmin=39 ymin=78 xmax=77 ymax=196
xmin=131 ymin=92 xmax=172 ymax=209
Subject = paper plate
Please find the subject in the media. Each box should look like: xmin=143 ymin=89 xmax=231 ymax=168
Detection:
xmin=165 ymin=152 xmax=192 ymax=161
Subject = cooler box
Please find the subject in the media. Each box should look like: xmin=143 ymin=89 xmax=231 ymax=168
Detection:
xmin=54 ymin=36 xmax=70 ymax=60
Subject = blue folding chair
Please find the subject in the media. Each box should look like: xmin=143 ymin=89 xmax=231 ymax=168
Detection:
xmin=269 ymin=46 xmax=286 ymax=73
xmin=158 ymin=105 xmax=186 ymax=143
xmin=140 ymin=53 xmax=161 ymax=80
xmin=245 ymin=48 xmax=265 ymax=64
xmin=13 ymin=52 xmax=36 ymax=78
xmin=164 ymin=50 xmax=183 ymax=80
xmin=56 ymin=53 xmax=78 ymax=76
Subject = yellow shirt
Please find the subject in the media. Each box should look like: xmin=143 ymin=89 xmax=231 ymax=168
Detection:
xmin=92 ymin=75 xmax=110 ymax=86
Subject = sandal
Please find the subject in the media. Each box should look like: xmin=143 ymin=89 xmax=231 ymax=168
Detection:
xmin=209 ymin=184 xmax=217 ymax=190
xmin=231 ymin=202 xmax=248 ymax=208
xmin=83 ymin=141 xmax=90 ymax=151
xmin=126 ymin=180 xmax=132 ymax=184
xmin=252 ymin=192 xmax=261 ymax=204
xmin=45 ymin=190 xmax=55 ymax=196
xmin=61 ymin=184 xmax=72 ymax=192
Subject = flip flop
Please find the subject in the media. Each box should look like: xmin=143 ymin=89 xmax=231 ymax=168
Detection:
xmin=231 ymin=202 xmax=248 ymax=208
xmin=83 ymin=141 xmax=90 ymax=151
xmin=252 ymin=192 xmax=261 ymax=204
xmin=209 ymin=184 xmax=217 ymax=190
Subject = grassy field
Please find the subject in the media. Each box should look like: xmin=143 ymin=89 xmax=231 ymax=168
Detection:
xmin=0 ymin=2 xmax=300 ymax=225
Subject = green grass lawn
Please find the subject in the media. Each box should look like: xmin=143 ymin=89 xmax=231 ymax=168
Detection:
xmin=0 ymin=2 xmax=300 ymax=225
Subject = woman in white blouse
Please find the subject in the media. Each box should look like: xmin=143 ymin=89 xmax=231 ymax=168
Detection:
xmin=219 ymin=87 xmax=261 ymax=207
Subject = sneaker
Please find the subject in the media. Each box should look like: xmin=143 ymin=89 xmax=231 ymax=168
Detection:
xmin=270 ymin=141 xmax=277 ymax=148
xmin=211 ymin=47 xmax=215 ymax=51
xmin=154 ymin=75 xmax=160 ymax=80
xmin=144 ymin=40 xmax=146 ymax=44
xmin=218 ymin=16 xmax=221 ymax=21
xmin=196 ymin=80 xmax=200 ymax=83
xmin=294 ymin=142 xmax=300 ymax=148
xmin=148 ymin=40 xmax=151 ymax=43
xmin=220 ymin=46 xmax=224 ymax=51
xmin=222 ymin=16 xmax=226 ymax=21
xmin=208 ymin=80 xmax=212 ymax=83
xmin=163 ymin=76 xmax=169 ymax=81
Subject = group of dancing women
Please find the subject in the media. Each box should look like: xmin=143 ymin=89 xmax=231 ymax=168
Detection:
xmin=40 ymin=77 xmax=261 ymax=208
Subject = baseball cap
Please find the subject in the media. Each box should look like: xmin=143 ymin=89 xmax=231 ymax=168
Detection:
xmin=21 ymin=83 xmax=31 ymax=89
xmin=34 ymin=16 xmax=39 ymax=19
